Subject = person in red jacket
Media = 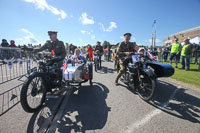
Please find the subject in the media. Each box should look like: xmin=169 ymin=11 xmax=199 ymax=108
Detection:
xmin=9 ymin=40 xmax=16 ymax=47
xmin=87 ymin=45 xmax=93 ymax=61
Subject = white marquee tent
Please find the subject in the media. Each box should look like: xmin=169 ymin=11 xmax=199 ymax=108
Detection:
xmin=190 ymin=36 xmax=200 ymax=44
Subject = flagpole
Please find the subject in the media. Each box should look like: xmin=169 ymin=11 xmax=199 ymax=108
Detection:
xmin=152 ymin=20 xmax=156 ymax=51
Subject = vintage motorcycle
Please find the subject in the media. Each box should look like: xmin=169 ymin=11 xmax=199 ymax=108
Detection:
xmin=20 ymin=52 xmax=93 ymax=113
xmin=117 ymin=51 xmax=174 ymax=101
xmin=94 ymin=50 xmax=101 ymax=72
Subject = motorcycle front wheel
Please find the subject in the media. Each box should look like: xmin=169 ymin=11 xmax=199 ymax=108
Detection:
xmin=137 ymin=75 xmax=156 ymax=101
xmin=20 ymin=73 xmax=46 ymax=113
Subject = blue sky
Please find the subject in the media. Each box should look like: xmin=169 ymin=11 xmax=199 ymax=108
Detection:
xmin=0 ymin=0 xmax=200 ymax=46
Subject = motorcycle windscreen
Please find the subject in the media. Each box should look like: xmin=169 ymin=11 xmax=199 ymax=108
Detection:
xmin=147 ymin=62 xmax=175 ymax=78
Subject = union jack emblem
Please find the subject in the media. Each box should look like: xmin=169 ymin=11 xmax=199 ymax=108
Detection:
xmin=73 ymin=57 xmax=80 ymax=62
xmin=61 ymin=60 xmax=67 ymax=71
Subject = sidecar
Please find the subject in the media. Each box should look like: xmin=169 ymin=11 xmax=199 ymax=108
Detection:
xmin=147 ymin=62 xmax=175 ymax=78
xmin=62 ymin=60 xmax=93 ymax=86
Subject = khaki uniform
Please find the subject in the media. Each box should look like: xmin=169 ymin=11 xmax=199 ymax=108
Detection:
xmin=115 ymin=41 xmax=137 ymax=82
xmin=36 ymin=39 xmax=66 ymax=58
xmin=35 ymin=39 xmax=66 ymax=67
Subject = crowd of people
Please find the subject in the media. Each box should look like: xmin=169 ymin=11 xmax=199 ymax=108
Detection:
xmin=0 ymin=39 xmax=42 ymax=60
xmin=151 ymin=38 xmax=200 ymax=71
xmin=1 ymin=35 xmax=200 ymax=72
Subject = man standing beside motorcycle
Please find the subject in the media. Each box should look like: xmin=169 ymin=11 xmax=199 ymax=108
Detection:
xmin=115 ymin=33 xmax=137 ymax=86
xmin=94 ymin=41 xmax=104 ymax=68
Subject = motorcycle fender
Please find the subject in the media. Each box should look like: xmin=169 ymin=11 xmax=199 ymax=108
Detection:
xmin=28 ymin=72 xmax=46 ymax=82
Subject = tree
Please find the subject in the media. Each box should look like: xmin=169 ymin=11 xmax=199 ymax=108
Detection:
xmin=65 ymin=43 xmax=69 ymax=50
xmin=102 ymin=41 xmax=111 ymax=49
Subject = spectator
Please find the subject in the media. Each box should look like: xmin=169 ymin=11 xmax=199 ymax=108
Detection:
xmin=170 ymin=38 xmax=181 ymax=68
xmin=69 ymin=44 xmax=77 ymax=55
xmin=199 ymin=58 xmax=200 ymax=71
xmin=194 ymin=43 xmax=200 ymax=64
xmin=87 ymin=45 xmax=93 ymax=61
xmin=9 ymin=40 xmax=16 ymax=47
xmin=157 ymin=47 xmax=162 ymax=62
xmin=180 ymin=39 xmax=194 ymax=71
xmin=1 ymin=39 xmax=9 ymax=47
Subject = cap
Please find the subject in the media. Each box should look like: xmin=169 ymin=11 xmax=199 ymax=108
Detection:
xmin=97 ymin=41 xmax=101 ymax=44
xmin=2 ymin=39 xmax=6 ymax=41
xmin=48 ymin=31 xmax=57 ymax=36
xmin=124 ymin=33 xmax=132 ymax=36
xmin=174 ymin=38 xmax=178 ymax=41
xmin=10 ymin=40 xmax=15 ymax=43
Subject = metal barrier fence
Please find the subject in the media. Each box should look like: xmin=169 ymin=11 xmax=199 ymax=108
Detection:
xmin=0 ymin=47 xmax=37 ymax=85
xmin=0 ymin=83 xmax=23 ymax=116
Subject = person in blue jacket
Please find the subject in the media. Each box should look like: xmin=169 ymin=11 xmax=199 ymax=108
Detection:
xmin=72 ymin=48 xmax=87 ymax=63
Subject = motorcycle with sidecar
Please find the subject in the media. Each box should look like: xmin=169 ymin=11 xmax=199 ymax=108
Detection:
xmin=20 ymin=52 xmax=93 ymax=113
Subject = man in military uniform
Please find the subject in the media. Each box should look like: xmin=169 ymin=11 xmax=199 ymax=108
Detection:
xmin=115 ymin=33 xmax=137 ymax=86
xmin=94 ymin=41 xmax=104 ymax=68
xmin=35 ymin=31 xmax=66 ymax=60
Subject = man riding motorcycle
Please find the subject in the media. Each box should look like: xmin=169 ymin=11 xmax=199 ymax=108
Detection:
xmin=34 ymin=31 xmax=66 ymax=90
xmin=34 ymin=31 xmax=66 ymax=66
xmin=94 ymin=41 xmax=103 ymax=68
xmin=115 ymin=33 xmax=137 ymax=86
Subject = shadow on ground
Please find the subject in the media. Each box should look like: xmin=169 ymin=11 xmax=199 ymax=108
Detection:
xmin=27 ymin=82 xmax=111 ymax=133
xmin=55 ymin=82 xmax=111 ymax=133
xmin=96 ymin=66 xmax=116 ymax=74
xmin=151 ymin=80 xmax=200 ymax=123
xmin=119 ymin=79 xmax=200 ymax=124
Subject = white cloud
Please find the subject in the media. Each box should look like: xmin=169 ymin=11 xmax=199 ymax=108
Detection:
xmin=99 ymin=22 xmax=117 ymax=32
xmin=91 ymin=35 xmax=96 ymax=40
xmin=80 ymin=30 xmax=95 ymax=40
xmin=24 ymin=0 xmax=67 ymax=20
xmin=16 ymin=28 xmax=41 ymax=45
xmin=120 ymin=36 xmax=124 ymax=39
xmin=80 ymin=30 xmax=87 ymax=34
xmin=79 ymin=12 xmax=95 ymax=25
xmin=148 ymin=38 xmax=161 ymax=43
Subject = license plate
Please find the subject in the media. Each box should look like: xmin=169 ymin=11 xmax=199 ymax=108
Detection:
xmin=132 ymin=55 xmax=140 ymax=63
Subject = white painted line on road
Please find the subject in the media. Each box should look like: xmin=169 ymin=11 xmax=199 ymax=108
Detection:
xmin=126 ymin=88 xmax=180 ymax=133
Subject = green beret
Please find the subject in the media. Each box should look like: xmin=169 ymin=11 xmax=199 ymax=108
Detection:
xmin=48 ymin=31 xmax=58 ymax=35
xmin=124 ymin=33 xmax=132 ymax=36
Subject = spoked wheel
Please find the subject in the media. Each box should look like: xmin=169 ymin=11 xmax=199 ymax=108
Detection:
xmin=137 ymin=75 xmax=156 ymax=101
xmin=20 ymin=73 xmax=46 ymax=113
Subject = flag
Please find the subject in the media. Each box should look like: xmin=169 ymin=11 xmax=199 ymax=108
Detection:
xmin=51 ymin=50 xmax=55 ymax=56
xmin=7 ymin=60 xmax=13 ymax=69
xmin=19 ymin=59 xmax=23 ymax=68
xmin=73 ymin=56 xmax=80 ymax=62
xmin=61 ymin=60 xmax=67 ymax=71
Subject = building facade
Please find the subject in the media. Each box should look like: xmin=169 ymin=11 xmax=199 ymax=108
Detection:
xmin=164 ymin=26 xmax=200 ymax=44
